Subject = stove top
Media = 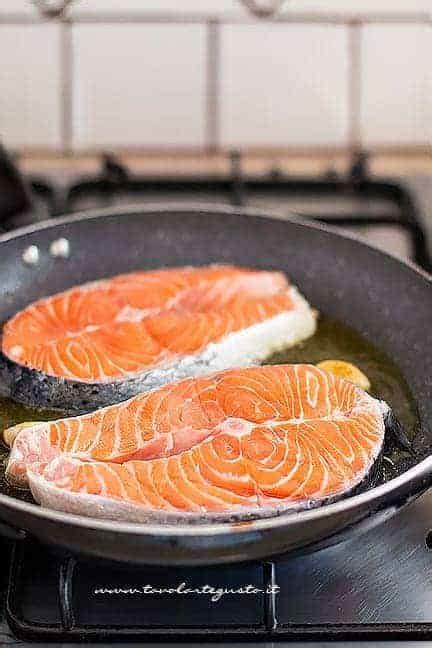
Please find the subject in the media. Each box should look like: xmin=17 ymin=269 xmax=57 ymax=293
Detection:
xmin=0 ymin=147 xmax=431 ymax=644
xmin=1 ymin=489 xmax=432 ymax=644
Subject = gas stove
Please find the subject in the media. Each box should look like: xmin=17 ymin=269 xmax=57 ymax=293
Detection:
xmin=1 ymin=490 xmax=432 ymax=644
xmin=0 ymin=146 xmax=431 ymax=644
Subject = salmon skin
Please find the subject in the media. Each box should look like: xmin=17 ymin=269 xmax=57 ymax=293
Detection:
xmin=6 ymin=364 xmax=387 ymax=523
xmin=0 ymin=265 xmax=316 ymax=412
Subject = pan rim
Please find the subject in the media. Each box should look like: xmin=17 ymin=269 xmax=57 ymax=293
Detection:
xmin=0 ymin=202 xmax=430 ymax=537
xmin=0 ymin=200 xmax=430 ymax=284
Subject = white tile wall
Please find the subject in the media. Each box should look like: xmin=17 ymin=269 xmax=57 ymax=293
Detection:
xmin=287 ymin=0 xmax=432 ymax=12
xmin=361 ymin=25 xmax=432 ymax=145
xmin=72 ymin=24 xmax=206 ymax=149
xmin=0 ymin=25 xmax=61 ymax=148
xmin=69 ymin=0 xmax=432 ymax=15
xmin=2 ymin=0 xmax=428 ymax=16
xmin=0 ymin=0 xmax=33 ymax=13
xmin=70 ymin=0 xmax=241 ymax=14
xmin=0 ymin=1 xmax=430 ymax=151
xmin=220 ymin=24 xmax=349 ymax=147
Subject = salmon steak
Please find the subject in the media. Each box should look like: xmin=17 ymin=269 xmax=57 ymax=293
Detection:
xmin=0 ymin=265 xmax=316 ymax=412
xmin=6 ymin=365 xmax=387 ymax=523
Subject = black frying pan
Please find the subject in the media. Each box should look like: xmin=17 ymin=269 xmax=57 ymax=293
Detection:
xmin=0 ymin=204 xmax=431 ymax=566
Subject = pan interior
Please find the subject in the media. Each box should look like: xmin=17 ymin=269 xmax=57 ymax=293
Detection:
xmin=0 ymin=205 xmax=430 ymax=535
xmin=0 ymin=313 xmax=421 ymax=511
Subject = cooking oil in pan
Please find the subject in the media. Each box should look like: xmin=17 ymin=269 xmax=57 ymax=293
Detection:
xmin=0 ymin=315 xmax=420 ymax=503
xmin=0 ymin=399 xmax=58 ymax=502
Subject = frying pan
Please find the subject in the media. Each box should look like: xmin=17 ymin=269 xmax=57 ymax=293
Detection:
xmin=0 ymin=204 xmax=431 ymax=566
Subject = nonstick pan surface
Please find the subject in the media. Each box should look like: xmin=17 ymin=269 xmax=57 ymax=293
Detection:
xmin=0 ymin=204 xmax=430 ymax=565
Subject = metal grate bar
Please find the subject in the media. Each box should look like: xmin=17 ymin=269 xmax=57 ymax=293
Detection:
xmin=58 ymin=556 xmax=76 ymax=631
xmin=263 ymin=561 xmax=278 ymax=631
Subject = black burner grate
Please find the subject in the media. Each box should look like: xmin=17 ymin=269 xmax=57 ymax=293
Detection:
xmin=1 ymin=149 xmax=430 ymax=273
xmin=61 ymin=151 xmax=432 ymax=273
xmin=5 ymin=512 xmax=432 ymax=644
xmin=6 ymin=540 xmax=277 ymax=642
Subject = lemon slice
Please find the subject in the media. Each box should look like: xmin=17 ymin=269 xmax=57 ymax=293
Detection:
xmin=317 ymin=360 xmax=371 ymax=392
